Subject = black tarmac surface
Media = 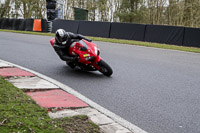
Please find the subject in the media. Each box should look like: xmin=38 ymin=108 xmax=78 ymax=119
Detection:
xmin=1 ymin=32 xmax=200 ymax=133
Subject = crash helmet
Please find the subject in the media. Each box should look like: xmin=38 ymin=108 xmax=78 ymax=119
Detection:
xmin=55 ymin=29 xmax=67 ymax=45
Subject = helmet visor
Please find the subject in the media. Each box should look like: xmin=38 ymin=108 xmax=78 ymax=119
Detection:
xmin=56 ymin=36 xmax=63 ymax=44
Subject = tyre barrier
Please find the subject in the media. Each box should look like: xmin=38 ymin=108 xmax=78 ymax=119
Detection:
xmin=144 ymin=25 xmax=185 ymax=46
xmin=8 ymin=19 xmax=14 ymax=30
xmin=110 ymin=22 xmax=146 ymax=41
xmin=0 ymin=18 xmax=48 ymax=32
xmin=0 ymin=19 xmax=2 ymax=29
xmin=0 ymin=18 xmax=200 ymax=48
xmin=41 ymin=19 xmax=49 ymax=32
xmin=18 ymin=19 xmax=26 ymax=31
xmin=12 ymin=19 xmax=22 ymax=30
xmin=52 ymin=19 xmax=79 ymax=33
xmin=25 ymin=19 xmax=34 ymax=31
xmin=183 ymin=28 xmax=200 ymax=47
xmin=1 ymin=19 xmax=9 ymax=29
xmin=78 ymin=21 xmax=111 ymax=38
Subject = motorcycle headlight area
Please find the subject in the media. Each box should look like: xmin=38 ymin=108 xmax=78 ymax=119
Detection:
xmin=85 ymin=56 xmax=95 ymax=61
xmin=83 ymin=54 xmax=95 ymax=61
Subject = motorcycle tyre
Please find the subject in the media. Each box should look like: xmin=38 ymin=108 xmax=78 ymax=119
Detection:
xmin=97 ymin=60 xmax=113 ymax=76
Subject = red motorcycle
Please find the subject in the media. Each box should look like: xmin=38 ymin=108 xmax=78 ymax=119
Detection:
xmin=50 ymin=38 xmax=113 ymax=76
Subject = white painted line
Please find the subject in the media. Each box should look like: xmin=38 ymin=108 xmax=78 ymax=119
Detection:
xmin=0 ymin=59 xmax=148 ymax=133
xmin=0 ymin=61 xmax=13 ymax=67
xmin=100 ymin=123 xmax=132 ymax=133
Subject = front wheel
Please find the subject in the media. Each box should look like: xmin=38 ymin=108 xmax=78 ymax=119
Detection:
xmin=97 ymin=60 xmax=113 ymax=76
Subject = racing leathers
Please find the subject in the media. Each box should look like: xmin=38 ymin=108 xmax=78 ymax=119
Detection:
xmin=53 ymin=32 xmax=92 ymax=63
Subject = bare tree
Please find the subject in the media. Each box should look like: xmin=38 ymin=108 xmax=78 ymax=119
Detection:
xmin=0 ymin=0 xmax=11 ymax=18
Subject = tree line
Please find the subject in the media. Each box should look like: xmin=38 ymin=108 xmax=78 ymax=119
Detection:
xmin=0 ymin=0 xmax=200 ymax=27
xmin=0 ymin=0 xmax=46 ymax=19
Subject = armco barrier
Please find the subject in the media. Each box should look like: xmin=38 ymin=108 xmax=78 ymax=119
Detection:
xmin=78 ymin=21 xmax=111 ymax=38
xmin=144 ymin=25 xmax=184 ymax=46
xmin=110 ymin=22 xmax=146 ymax=41
xmin=183 ymin=28 xmax=200 ymax=47
xmin=52 ymin=19 xmax=79 ymax=33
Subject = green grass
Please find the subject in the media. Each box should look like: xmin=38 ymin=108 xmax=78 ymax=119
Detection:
xmin=52 ymin=115 xmax=100 ymax=133
xmin=0 ymin=76 xmax=101 ymax=133
xmin=1 ymin=29 xmax=200 ymax=53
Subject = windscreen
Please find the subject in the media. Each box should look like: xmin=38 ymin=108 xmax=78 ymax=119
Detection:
xmin=79 ymin=40 xmax=88 ymax=51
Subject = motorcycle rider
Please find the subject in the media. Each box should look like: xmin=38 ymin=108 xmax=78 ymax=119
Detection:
xmin=53 ymin=29 xmax=92 ymax=68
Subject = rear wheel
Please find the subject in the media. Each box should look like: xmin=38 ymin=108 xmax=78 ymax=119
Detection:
xmin=97 ymin=60 xmax=113 ymax=76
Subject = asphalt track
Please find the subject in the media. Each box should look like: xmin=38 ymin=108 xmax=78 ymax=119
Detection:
xmin=1 ymin=32 xmax=200 ymax=133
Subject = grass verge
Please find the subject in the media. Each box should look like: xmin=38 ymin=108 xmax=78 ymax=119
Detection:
xmin=0 ymin=76 xmax=101 ymax=133
xmin=1 ymin=29 xmax=200 ymax=53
